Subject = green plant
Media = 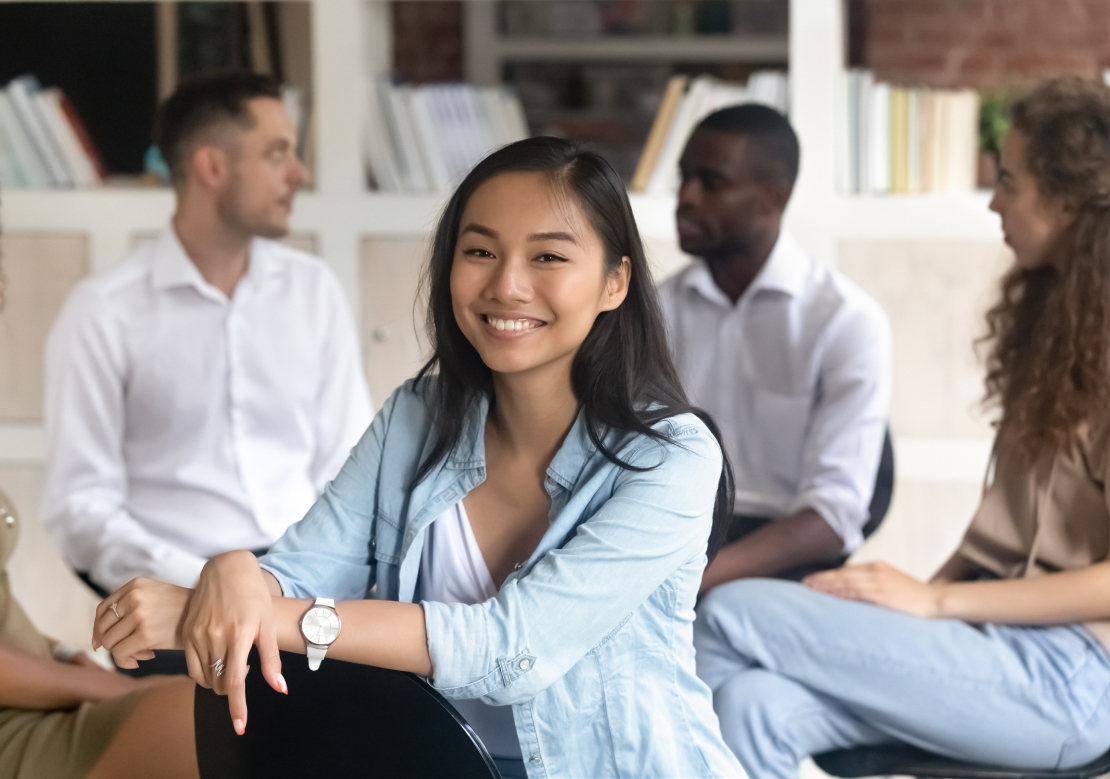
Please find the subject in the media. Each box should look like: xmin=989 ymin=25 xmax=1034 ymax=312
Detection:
xmin=980 ymin=89 xmax=1012 ymax=155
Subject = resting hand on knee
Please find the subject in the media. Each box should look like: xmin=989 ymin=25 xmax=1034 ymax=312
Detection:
xmin=804 ymin=561 xmax=942 ymax=617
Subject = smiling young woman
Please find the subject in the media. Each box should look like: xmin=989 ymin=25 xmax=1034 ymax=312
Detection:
xmin=692 ymin=77 xmax=1110 ymax=779
xmin=92 ymin=137 xmax=744 ymax=779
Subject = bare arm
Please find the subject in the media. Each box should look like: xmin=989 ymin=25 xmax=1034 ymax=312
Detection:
xmin=270 ymin=597 xmax=431 ymax=675
xmin=0 ymin=641 xmax=138 ymax=710
xmin=805 ymin=559 xmax=1110 ymax=624
xmin=699 ymin=508 xmax=843 ymax=593
xmin=258 ymin=568 xmax=430 ymax=673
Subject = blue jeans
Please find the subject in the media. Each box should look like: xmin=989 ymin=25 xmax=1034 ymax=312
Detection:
xmin=694 ymin=579 xmax=1110 ymax=779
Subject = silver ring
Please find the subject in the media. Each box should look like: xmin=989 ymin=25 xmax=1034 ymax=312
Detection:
xmin=211 ymin=658 xmax=225 ymax=677
xmin=110 ymin=602 xmax=121 ymax=619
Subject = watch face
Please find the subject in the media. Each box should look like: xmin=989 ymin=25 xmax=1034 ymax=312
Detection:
xmin=301 ymin=607 xmax=341 ymax=646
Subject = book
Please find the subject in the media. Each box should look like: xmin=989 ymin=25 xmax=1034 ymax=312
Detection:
xmin=365 ymin=81 xmax=531 ymax=193
xmin=631 ymin=75 xmax=688 ymax=193
xmin=867 ymin=81 xmax=890 ymax=194
xmin=632 ymin=70 xmax=787 ymax=194
xmin=888 ymin=87 xmax=909 ymax=194
xmin=6 ymin=75 xmax=73 ymax=187
xmin=0 ymin=89 xmax=50 ymax=188
xmin=37 ymin=89 xmax=100 ymax=187
xmin=836 ymin=70 xmax=980 ymax=195
xmin=381 ymin=83 xmax=430 ymax=193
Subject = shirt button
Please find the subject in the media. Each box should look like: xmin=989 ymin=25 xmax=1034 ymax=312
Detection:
xmin=518 ymin=658 xmax=531 ymax=670
xmin=530 ymin=755 xmax=541 ymax=764
xmin=4 ymin=515 xmax=13 ymax=527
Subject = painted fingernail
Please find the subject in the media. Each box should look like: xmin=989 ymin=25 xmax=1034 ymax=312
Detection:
xmin=233 ymin=719 xmax=245 ymax=736
xmin=276 ymin=674 xmax=288 ymax=694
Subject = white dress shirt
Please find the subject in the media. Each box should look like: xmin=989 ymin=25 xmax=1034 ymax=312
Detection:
xmin=43 ymin=227 xmax=373 ymax=591
xmin=658 ymin=230 xmax=892 ymax=552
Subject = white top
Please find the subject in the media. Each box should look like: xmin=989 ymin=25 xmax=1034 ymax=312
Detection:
xmin=658 ymin=230 xmax=892 ymax=552
xmin=420 ymin=502 xmax=523 ymax=760
xmin=42 ymin=227 xmax=373 ymax=591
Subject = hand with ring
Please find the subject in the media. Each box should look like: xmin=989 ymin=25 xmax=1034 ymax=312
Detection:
xmin=180 ymin=550 xmax=287 ymax=736
xmin=92 ymin=578 xmax=193 ymax=669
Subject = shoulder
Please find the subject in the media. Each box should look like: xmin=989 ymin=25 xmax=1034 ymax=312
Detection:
xmin=54 ymin=250 xmax=152 ymax=332
xmin=804 ymin=255 xmax=888 ymax=327
xmin=613 ymin=411 xmax=723 ymax=471
xmin=77 ymin=248 xmax=154 ymax=305
xmin=365 ymin=376 xmax=439 ymax=445
xmin=796 ymin=256 xmax=890 ymax=352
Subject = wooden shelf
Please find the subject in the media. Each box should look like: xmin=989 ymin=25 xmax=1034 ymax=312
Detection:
xmin=491 ymin=34 xmax=788 ymax=63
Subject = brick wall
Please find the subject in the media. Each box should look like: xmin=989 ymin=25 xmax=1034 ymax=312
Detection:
xmin=853 ymin=0 xmax=1110 ymax=89
xmin=392 ymin=1 xmax=464 ymax=83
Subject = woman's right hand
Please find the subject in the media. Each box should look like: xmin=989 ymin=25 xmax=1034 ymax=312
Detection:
xmin=182 ymin=550 xmax=287 ymax=735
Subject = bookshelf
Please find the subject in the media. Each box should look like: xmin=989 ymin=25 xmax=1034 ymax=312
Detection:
xmin=0 ymin=0 xmax=1001 ymax=437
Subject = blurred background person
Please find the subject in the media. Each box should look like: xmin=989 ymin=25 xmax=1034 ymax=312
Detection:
xmin=659 ymin=105 xmax=892 ymax=590
xmin=42 ymin=72 xmax=371 ymax=606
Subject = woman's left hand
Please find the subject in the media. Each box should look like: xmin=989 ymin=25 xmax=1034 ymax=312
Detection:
xmin=803 ymin=561 xmax=943 ymax=618
xmin=92 ymin=578 xmax=193 ymax=669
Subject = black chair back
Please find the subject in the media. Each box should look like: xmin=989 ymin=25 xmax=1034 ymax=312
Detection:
xmin=862 ymin=426 xmax=896 ymax=538
xmin=194 ymin=648 xmax=501 ymax=779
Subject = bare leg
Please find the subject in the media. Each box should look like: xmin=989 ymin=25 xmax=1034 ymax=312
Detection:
xmin=85 ymin=677 xmax=198 ymax=779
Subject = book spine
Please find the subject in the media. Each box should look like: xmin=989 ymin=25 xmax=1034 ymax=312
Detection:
xmin=0 ymin=90 xmax=49 ymax=188
xmin=7 ymin=75 xmax=73 ymax=187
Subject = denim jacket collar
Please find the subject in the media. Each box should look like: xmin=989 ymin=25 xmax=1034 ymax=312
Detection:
xmin=442 ymin=393 xmax=598 ymax=493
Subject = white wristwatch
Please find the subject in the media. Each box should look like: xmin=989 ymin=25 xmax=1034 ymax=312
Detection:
xmin=300 ymin=597 xmax=342 ymax=671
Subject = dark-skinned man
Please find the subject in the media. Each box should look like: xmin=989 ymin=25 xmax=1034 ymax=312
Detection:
xmin=658 ymin=104 xmax=892 ymax=593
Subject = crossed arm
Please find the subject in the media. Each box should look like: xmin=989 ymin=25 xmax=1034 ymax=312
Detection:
xmin=92 ymin=551 xmax=431 ymax=734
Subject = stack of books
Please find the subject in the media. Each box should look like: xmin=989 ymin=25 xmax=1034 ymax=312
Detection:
xmin=837 ymin=70 xmax=980 ymax=195
xmin=630 ymin=71 xmax=788 ymax=194
xmin=365 ymin=80 xmax=530 ymax=194
xmin=0 ymin=75 xmax=107 ymax=189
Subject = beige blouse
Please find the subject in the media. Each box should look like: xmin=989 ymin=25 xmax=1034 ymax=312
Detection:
xmin=0 ymin=490 xmax=51 ymax=660
xmin=955 ymin=424 xmax=1110 ymax=648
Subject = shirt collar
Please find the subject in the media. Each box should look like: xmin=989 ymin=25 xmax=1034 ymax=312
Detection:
xmin=682 ymin=229 xmax=810 ymax=306
xmin=150 ymin=225 xmax=277 ymax=296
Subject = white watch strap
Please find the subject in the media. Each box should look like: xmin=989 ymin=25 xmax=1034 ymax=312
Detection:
xmin=306 ymin=598 xmax=337 ymax=671
xmin=306 ymin=642 xmax=328 ymax=671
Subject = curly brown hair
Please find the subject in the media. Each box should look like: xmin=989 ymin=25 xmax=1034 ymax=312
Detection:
xmin=983 ymin=77 xmax=1110 ymax=458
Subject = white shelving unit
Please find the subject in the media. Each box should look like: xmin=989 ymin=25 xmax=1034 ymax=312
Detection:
xmin=1 ymin=0 xmax=1001 ymax=471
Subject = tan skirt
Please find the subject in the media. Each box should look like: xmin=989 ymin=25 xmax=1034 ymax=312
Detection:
xmin=0 ymin=691 xmax=143 ymax=779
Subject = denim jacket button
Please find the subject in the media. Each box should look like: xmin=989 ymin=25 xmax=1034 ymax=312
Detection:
xmin=518 ymin=658 xmax=532 ymax=670
xmin=530 ymin=755 xmax=541 ymax=764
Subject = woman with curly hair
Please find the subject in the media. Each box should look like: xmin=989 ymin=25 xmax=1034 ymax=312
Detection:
xmin=693 ymin=76 xmax=1110 ymax=778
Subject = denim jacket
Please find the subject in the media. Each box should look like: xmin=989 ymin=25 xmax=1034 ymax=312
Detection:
xmin=259 ymin=379 xmax=746 ymax=779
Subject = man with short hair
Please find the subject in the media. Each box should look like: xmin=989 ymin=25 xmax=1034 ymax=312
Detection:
xmin=658 ymin=104 xmax=892 ymax=590
xmin=44 ymin=73 xmax=372 ymax=594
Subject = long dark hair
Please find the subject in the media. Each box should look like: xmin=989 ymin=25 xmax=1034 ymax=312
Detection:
xmin=983 ymin=78 xmax=1110 ymax=459
xmin=413 ymin=137 xmax=734 ymax=562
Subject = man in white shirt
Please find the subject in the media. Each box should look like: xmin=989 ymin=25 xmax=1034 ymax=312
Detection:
xmin=43 ymin=73 xmax=372 ymax=597
xmin=658 ymin=104 xmax=892 ymax=591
